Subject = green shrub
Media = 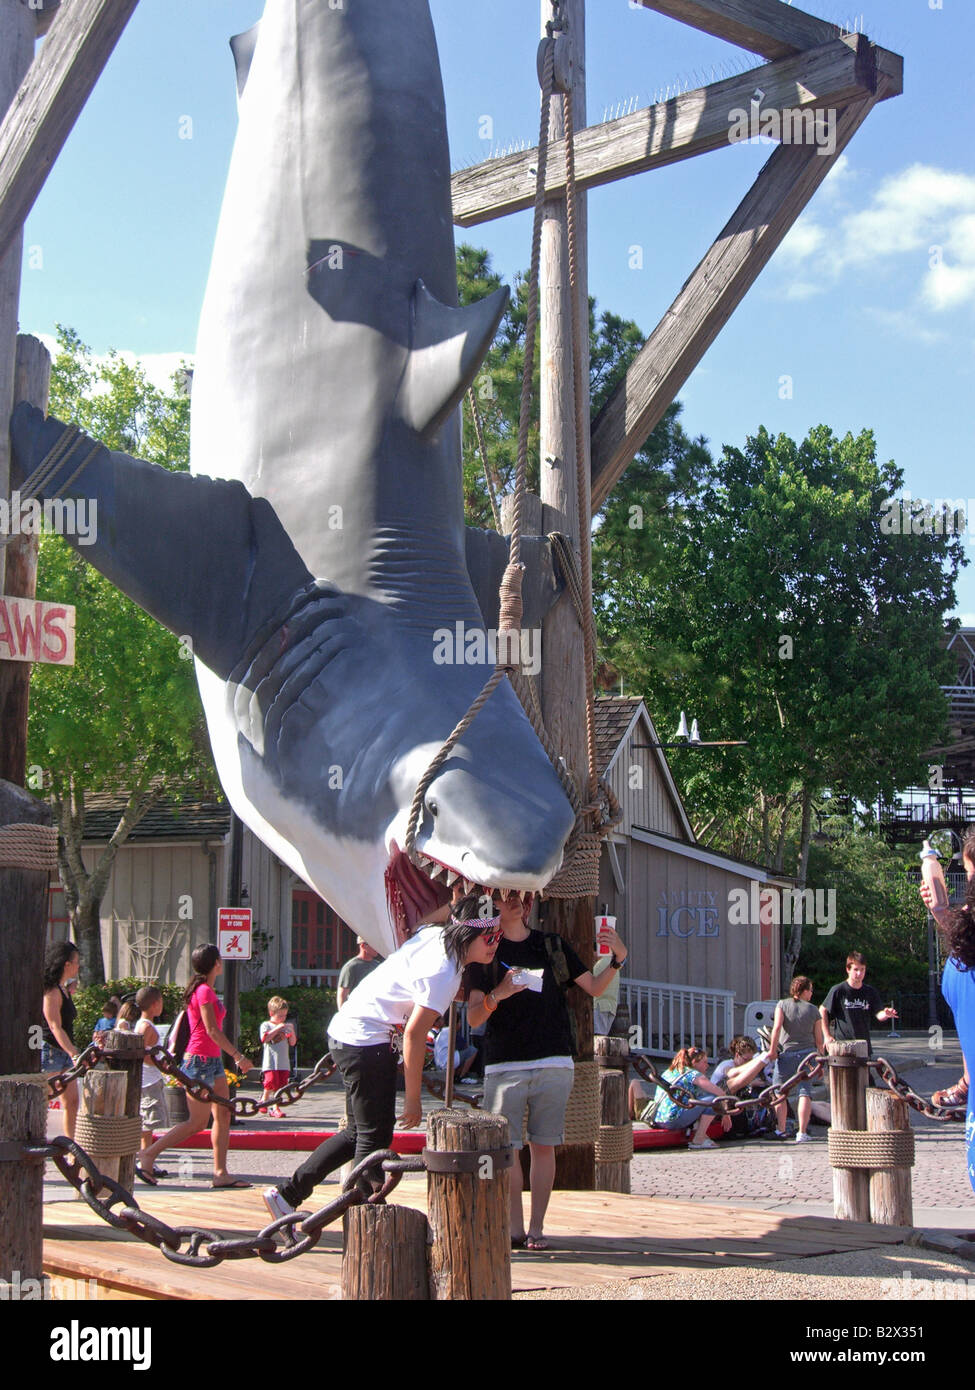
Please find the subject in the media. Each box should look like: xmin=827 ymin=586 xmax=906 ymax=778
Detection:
xmin=73 ymin=978 xmax=184 ymax=1050
xmin=239 ymin=986 xmax=336 ymax=1066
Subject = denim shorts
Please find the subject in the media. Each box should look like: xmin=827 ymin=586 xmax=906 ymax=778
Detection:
xmin=181 ymin=1054 xmax=224 ymax=1087
xmin=41 ymin=1043 xmax=72 ymax=1073
xmin=773 ymin=1049 xmax=814 ymax=1099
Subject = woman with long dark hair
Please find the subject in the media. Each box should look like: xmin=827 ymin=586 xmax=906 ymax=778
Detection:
xmin=42 ymin=941 xmax=81 ymax=1139
xmin=263 ymin=894 xmax=503 ymax=1221
xmin=136 ymin=943 xmax=253 ymax=1188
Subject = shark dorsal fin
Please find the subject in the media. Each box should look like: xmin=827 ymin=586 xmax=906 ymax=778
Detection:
xmin=230 ymin=23 xmax=261 ymax=100
xmin=399 ymin=280 xmax=509 ymax=439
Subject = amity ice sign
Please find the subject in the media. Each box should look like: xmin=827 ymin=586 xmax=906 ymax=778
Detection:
xmin=0 ymin=596 xmax=75 ymax=666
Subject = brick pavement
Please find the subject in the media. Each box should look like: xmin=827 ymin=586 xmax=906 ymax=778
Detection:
xmin=43 ymin=1032 xmax=975 ymax=1216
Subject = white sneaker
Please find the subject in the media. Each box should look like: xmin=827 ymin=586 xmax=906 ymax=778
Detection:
xmin=795 ymin=1132 xmax=812 ymax=1144
xmin=688 ymin=1137 xmax=717 ymax=1149
xmin=263 ymin=1187 xmax=294 ymax=1221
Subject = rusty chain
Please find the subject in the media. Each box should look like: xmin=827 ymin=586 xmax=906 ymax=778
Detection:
xmin=49 ymin=1042 xmax=482 ymax=1116
xmin=870 ymin=1056 xmax=967 ymax=1122
xmin=47 ymin=1044 xmax=336 ymax=1119
xmin=631 ymin=1052 xmax=969 ymax=1124
xmin=21 ymin=1133 xmax=421 ymax=1267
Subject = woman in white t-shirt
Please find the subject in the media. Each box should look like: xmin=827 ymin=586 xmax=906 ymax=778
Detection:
xmin=263 ymin=896 xmax=502 ymax=1220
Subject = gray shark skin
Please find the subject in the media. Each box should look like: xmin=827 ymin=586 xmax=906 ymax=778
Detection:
xmin=10 ymin=0 xmax=575 ymax=955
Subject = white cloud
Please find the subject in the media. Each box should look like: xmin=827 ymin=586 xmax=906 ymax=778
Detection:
xmin=777 ymin=219 xmax=829 ymax=265
xmin=781 ymin=280 xmax=823 ymax=301
xmin=770 ymin=164 xmax=975 ymax=313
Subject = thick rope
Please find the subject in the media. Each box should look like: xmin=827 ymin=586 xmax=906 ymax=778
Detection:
xmin=1 ymin=425 xmax=101 ymax=550
xmin=562 ymin=85 xmax=599 ymax=809
xmin=828 ymin=1129 xmax=915 ymax=1170
xmin=404 ymin=668 xmax=507 ymax=861
xmin=596 ymin=1122 xmax=634 ymax=1165
xmin=74 ymin=1114 xmax=143 ymax=1159
xmin=563 ymin=1058 xmax=600 ymax=1144
xmin=509 ymin=39 xmax=556 ymax=574
xmin=0 ymin=822 xmax=59 ymax=871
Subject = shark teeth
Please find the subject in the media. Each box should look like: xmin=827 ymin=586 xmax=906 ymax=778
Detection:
xmin=445 ymin=870 xmax=459 ymax=887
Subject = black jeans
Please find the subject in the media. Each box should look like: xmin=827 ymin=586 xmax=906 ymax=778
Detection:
xmin=279 ymin=1040 xmax=397 ymax=1207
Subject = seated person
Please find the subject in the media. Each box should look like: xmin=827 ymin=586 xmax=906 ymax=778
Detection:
xmin=630 ymin=1045 xmax=732 ymax=1150
xmin=711 ymin=1035 xmax=773 ymax=1137
xmin=433 ymin=1020 xmax=479 ymax=1084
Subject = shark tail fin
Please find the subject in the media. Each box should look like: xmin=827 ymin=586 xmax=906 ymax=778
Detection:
xmin=230 ymin=23 xmax=261 ymax=100
xmin=399 ymin=280 xmax=509 ymax=439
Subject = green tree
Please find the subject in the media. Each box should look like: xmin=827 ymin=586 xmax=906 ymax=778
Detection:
xmin=28 ymin=327 xmax=218 ymax=984
xmin=600 ymin=424 xmax=964 ymax=971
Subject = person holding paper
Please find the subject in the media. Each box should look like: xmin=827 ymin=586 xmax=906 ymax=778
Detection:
xmin=466 ymin=892 xmax=627 ymax=1251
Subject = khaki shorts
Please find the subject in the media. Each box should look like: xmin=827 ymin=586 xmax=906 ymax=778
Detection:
xmin=483 ymin=1066 xmax=574 ymax=1148
xmin=140 ymin=1082 xmax=165 ymax=1132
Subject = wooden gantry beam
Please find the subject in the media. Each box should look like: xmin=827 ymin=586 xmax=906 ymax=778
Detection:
xmin=589 ymin=55 xmax=903 ymax=508
xmin=632 ymin=0 xmax=843 ymax=62
xmin=0 ymin=0 xmax=140 ymax=263
xmin=452 ymin=36 xmax=879 ymax=229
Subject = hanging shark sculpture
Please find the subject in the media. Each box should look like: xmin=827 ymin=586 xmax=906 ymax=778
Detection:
xmin=10 ymin=0 xmax=575 ymax=955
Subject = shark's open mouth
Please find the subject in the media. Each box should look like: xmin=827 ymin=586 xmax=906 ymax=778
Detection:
xmin=385 ymin=842 xmax=525 ymax=944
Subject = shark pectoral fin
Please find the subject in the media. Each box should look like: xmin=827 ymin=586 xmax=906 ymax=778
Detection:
xmin=9 ymin=403 xmax=312 ymax=678
xmin=399 ymin=280 xmax=509 ymax=439
xmin=230 ymin=23 xmax=261 ymax=99
xmin=464 ymin=527 xmax=565 ymax=632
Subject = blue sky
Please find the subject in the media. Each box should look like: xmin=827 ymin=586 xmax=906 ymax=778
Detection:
xmin=17 ymin=0 xmax=975 ymax=614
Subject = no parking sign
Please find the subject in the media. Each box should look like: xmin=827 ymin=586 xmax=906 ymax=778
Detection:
xmin=218 ymin=907 xmax=252 ymax=960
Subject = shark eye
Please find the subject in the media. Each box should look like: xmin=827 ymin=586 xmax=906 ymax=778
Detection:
xmin=427 ymin=799 xmax=439 ymax=817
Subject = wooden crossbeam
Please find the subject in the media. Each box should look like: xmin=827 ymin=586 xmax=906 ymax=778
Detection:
xmin=452 ymin=36 xmax=877 ymax=228
xmin=589 ymin=62 xmax=901 ymax=509
xmin=632 ymin=0 xmax=843 ymax=62
xmin=0 ymin=0 xmax=140 ymax=262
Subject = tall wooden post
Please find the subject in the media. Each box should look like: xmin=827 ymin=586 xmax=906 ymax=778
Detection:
xmin=0 ymin=0 xmax=36 ymax=599
xmin=866 ymin=1087 xmax=913 ymax=1228
xmin=0 ymin=778 xmax=53 ymax=1287
xmin=538 ymin=0 xmax=596 ymax=1189
xmin=0 ymin=334 xmax=52 ymax=784
xmin=426 ymin=1108 xmax=511 ymax=1301
xmin=827 ymin=1040 xmax=870 ymax=1222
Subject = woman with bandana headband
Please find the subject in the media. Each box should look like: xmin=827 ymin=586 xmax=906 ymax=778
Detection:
xmin=262 ymin=894 xmax=502 ymax=1221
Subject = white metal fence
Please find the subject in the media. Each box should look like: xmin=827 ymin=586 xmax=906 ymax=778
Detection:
xmin=619 ymin=978 xmax=735 ymax=1059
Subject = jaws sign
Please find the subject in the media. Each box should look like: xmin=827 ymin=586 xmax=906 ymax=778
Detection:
xmin=0 ymin=596 xmax=75 ymax=665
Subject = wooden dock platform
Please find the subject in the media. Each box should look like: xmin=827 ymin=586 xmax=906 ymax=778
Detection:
xmin=43 ymin=1180 xmax=912 ymax=1299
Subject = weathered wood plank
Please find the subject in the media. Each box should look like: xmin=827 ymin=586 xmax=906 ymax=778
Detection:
xmin=0 ymin=0 xmax=140 ymax=262
xmin=44 ymin=1184 xmax=911 ymax=1299
xmin=632 ymin=0 xmax=842 ymax=61
xmin=452 ymin=38 xmax=875 ymax=228
xmin=589 ymin=68 xmax=897 ymax=507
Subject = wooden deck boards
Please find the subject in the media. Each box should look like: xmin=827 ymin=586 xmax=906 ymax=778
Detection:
xmin=43 ymin=1183 xmax=911 ymax=1299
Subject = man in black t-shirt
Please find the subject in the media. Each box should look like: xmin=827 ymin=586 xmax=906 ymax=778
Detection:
xmin=820 ymin=952 xmax=897 ymax=1057
xmin=466 ymin=892 xmax=627 ymax=1251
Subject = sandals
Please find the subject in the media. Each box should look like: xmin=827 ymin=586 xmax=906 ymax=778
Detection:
xmin=135 ymin=1164 xmax=158 ymax=1186
xmin=525 ymin=1235 xmax=549 ymax=1251
xmin=511 ymin=1235 xmax=527 ymax=1250
xmin=211 ymin=1178 xmax=252 ymax=1190
xmin=934 ymin=1078 xmax=969 ymax=1107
